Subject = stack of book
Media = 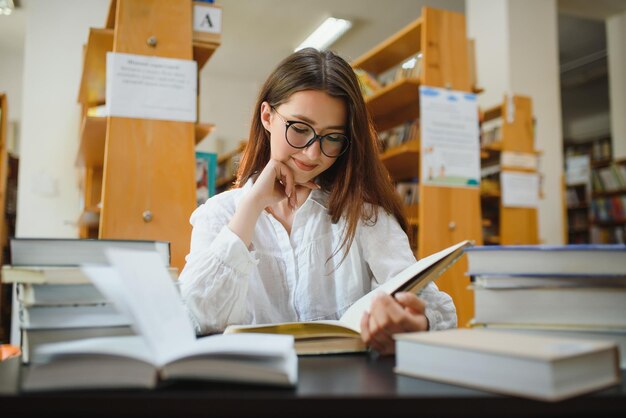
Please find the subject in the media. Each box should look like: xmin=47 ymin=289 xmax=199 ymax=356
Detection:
xmin=464 ymin=244 xmax=626 ymax=369
xmin=1 ymin=238 xmax=176 ymax=363
xmin=22 ymin=248 xmax=297 ymax=391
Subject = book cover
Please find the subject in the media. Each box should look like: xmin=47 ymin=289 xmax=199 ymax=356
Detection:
xmin=195 ymin=151 xmax=217 ymax=205
xmin=464 ymin=244 xmax=626 ymax=275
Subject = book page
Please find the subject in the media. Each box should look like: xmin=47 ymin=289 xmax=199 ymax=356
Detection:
xmin=339 ymin=240 xmax=470 ymax=331
xmin=84 ymin=249 xmax=197 ymax=365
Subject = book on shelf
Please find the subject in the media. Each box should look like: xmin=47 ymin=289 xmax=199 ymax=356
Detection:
xmin=224 ymin=240 xmax=472 ymax=355
xmin=22 ymin=248 xmax=297 ymax=391
xmin=195 ymin=151 xmax=217 ymax=206
xmin=9 ymin=238 xmax=171 ymax=267
xmin=464 ymin=244 xmax=626 ymax=275
xmin=394 ymin=328 xmax=621 ymax=402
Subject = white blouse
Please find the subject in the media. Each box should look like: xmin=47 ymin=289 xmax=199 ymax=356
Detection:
xmin=178 ymin=181 xmax=457 ymax=334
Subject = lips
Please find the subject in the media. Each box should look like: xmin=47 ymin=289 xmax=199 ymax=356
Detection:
xmin=292 ymin=158 xmax=318 ymax=172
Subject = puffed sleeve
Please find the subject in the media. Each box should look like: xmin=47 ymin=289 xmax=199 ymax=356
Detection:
xmin=357 ymin=207 xmax=457 ymax=330
xmin=178 ymin=194 xmax=259 ymax=334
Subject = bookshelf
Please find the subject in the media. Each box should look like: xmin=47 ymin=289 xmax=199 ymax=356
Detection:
xmin=75 ymin=0 xmax=221 ymax=270
xmin=352 ymin=7 xmax=482 ymax=328
xmin=479 ymin=95 xmax=540 ymax=246
xmin=215 ymin=142 xmax=246 ymax=195
xmin=589 ymin=158 xmax=626 ymax=243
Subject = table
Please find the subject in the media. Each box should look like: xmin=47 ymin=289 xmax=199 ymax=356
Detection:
xmin=1 ymin=353 xmax=625 ymax=417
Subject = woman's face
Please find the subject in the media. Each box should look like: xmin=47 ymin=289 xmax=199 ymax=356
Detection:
xmin=261 ymin=90 xmax=348 ymax=185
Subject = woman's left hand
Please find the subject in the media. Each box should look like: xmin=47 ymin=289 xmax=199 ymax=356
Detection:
xmin=360 ymin=292 xmax=429 ymax=355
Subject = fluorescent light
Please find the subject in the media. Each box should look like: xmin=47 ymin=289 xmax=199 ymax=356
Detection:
xmin=295 ymin=17 xmax=352 ymax=52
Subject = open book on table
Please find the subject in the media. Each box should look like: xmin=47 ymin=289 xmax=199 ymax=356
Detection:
xmin=22 ymin=250 xmax=297 ymax=391
xmin=224 ymin=240 xmax=472 ymax=355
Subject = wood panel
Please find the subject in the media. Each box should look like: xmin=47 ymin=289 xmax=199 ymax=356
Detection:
xmin=100 ymin=0 xmax=196 ymax=270
xmin=418 ymin=185 xmax=483 ymax=328
xmin=421 ymin=8 xmax=471 ymax=91
xmin=352 ymin=18 xmax=422 ymax=75
xmin=500 ymin=206 xmax=539 ymax=245
xmin=501 ymin=95 xmax=534 ymax=153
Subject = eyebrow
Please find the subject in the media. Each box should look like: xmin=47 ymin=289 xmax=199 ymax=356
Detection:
xmin=291 ymin=113 xmax=347 ymax=131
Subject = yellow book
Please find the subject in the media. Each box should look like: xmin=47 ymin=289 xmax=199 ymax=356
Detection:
xmin=224 ymin=240 xmax=472 ymax=355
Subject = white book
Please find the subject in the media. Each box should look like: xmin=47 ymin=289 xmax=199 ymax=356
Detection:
xmin=17 ymin=283 xmax=107 ymax=306
xmin=9 ymin=238 xmax=171 ymax=267
xmin=21 ymin=325 xmax=135 ymax=364
xmin=2 ymin=265 xmax=179 ymax=285
xmin=470 ymin=322 xmax=626 ymax=369
xmin=23 ymin=249 xmax=297 ymax=391
xmin=19 ymin=304 xmax=131 ymax=330
xmin=464 ymin=244 xmax=626 ymax=275
xmin=473 ymin=287 xmax=626 ymax=327
xmin=394 ymin=328 xmax=620 ymax=401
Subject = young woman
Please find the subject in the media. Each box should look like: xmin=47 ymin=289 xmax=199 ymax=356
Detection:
xmin=178 ymin=48 xmax=456 ymax=355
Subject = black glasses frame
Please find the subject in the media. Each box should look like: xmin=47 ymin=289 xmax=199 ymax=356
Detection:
xmin=271 ymin=107 xmax=350 ymax=158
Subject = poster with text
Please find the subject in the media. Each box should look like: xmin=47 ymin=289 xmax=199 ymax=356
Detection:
xmin=420 ymin=87 xmax=480 ymax=187
xmin=106 ymin=52 xmax=197 ymax=122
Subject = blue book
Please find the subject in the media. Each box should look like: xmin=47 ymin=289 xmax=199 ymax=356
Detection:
xmin=195 ymin=152 xmax=217 ymax=205
xmin=464 ymin=244 xmax=626 ymax=276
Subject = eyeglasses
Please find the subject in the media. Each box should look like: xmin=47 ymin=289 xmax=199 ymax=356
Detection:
xmin=271 ymin=107 xmax=350 ymax=158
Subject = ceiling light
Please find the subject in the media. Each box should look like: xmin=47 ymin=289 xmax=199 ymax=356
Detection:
xmin=0 ymin=0 xmax=15 ymax=15
xmin=295 ymin=17 xmax=352 ymax=52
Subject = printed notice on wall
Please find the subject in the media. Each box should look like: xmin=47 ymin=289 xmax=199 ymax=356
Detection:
xmin=106 ymin=52 xmax=197 ymax=122
xmin=420 ymin=87 xmax=480 ymax=188
xmin=501 ymin=171 xmax=540 ymax=208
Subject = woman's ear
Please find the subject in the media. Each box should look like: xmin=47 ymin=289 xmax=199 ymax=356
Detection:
xmin=260 ymin=101 xmax=272 ymax=132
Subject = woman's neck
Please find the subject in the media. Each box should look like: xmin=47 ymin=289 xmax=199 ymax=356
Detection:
xmin=267 ymin=186 xmax=313 ymax=234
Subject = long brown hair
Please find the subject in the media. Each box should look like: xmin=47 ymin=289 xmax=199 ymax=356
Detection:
xmin=237 ymin=48 xmax=408 ymax=257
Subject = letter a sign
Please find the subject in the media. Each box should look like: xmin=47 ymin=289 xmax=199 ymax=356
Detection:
xmin=193 ymin=3 xmax=222 ymax=35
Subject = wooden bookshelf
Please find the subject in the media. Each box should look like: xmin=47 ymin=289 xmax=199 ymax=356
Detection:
xmin=379 ymin=139 xmax=420 ymax=180
xmin=78 ymin=28 xmax=219 ymax=107
xmin=75 ymin=0 xmax=221 ymax=270
xmin=480 ymin=95 xmax=539 ymax=246
xmin=352 ymin=7 xmax=482 ymax=329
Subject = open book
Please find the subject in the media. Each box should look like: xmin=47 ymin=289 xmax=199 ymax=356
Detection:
xmin=224 ymin=240 xmax=472 ymax=355
xmin=22 ymin=250 xmax=297 ymax=391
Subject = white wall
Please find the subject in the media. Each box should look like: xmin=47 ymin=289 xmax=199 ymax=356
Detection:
xmin=0 ymin=50 xmax=24 ymax=123
xmin=196 ymin=70 xmax=259 ymax=155
xmin=466 ymin=0 xmax=510 ymax=109
xmin=16 ymin=0 xmax=109 ymax=238
xmin=607 ymin=10 xmax=626 ymax=159
xmin=467 ymin=0 xmax=565 ymax=245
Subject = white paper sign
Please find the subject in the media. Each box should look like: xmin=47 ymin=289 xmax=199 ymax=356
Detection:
xmin=420 ymin=87 xmax=480 ymax=187
xmin=501 ymin=171 xmax=540 ymax=208
xmin=501 ymin=151 xmax=538 ymax=170
xmin=193 ymin=4 xmax=222 ymax=34
xmin=565 ymin=154 xmax=591 ymax=185
xmin=106 ymin=52 xmax=197 ymax=122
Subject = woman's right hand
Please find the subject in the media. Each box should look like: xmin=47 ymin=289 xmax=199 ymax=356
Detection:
xmin=249 ymin=159 xmax=298 ymax=211
xmin=248 ymin=159 xmax=319 ymax=211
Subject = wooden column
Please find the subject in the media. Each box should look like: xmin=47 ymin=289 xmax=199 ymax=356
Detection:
xmin=100 ymin=0 xmax=196 ymax=270
xmin=418 ymin=8 xmax=483 ymax=328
